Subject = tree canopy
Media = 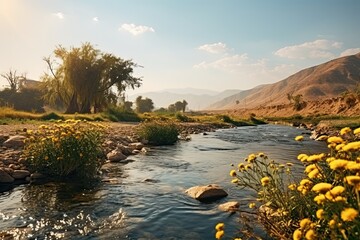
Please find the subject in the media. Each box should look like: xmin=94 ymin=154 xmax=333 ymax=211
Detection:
xmin=135 ymin=96 xmax=154 ymax=113
xmin=41 ymin=43 xmax=142 ymax=113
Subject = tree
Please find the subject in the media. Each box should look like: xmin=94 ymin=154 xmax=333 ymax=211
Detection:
xmin=1 ymin=69 xmax=24 ymax=92
xmin=168 ymin=100 xmax=188 ymax=112
xmin=135 ymin=96 xmax=154 ymax=113
xmin=182 ymin=100 xmax=188 ymax=112
xmin=42 ymin=43 xmax=142 ymax=114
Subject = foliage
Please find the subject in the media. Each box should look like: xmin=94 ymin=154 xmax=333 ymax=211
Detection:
xmin=221 ymin=127 xmax=360 ymax=240
xmin=168 ymin=100 xmax=188 ymax=112
xmin=0 ymin=87 xmax=45 ymax=113
xmin=103 ymin=105 xmax=141 ymax=122
xmin=137 ymin=121 xmax=179 ymax=145
xmin=40 ymin=112 xmax=64 ymax=121
xmin=135 ymin=96 xmax=154 ymax=113
xmin=175 ymin=112 xmax=192 ymax=122
xmin=23 ymin=119 xmax=105 ymax=179
xmin=41 ymin=42 xmax=142 ymax=114
xmin=217 ymin=114 xmax=254 ymax=127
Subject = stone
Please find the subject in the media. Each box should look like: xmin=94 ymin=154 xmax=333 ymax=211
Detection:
xmin=11 ymin=170 xmax=31 ymax=179
xmin=128 ymin=142 xmax=145 ymax=150
xmin=141 ymin=147 xmax=150 ymax=153
xmin=218 ymin=201 xmax=240 ymax=212
xmin=185 ymin=184 xmax=228 ymax=201
xmin=106 ymin=149 xmax=127 ymax=162
xmin=3 ymin=135 xmax=26 ymax=148
xmin=30 ymin=172 xmax=46 ymax=179
xmin=0 ymin=168 xmax=15 ymax=183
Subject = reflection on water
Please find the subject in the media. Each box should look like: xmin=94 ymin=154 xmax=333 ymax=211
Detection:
xmin=0 ymin=125 xmax=328 ymax=239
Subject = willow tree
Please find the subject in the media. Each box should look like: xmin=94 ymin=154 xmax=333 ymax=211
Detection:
xmin=41 ymin=43 xmax=142 ymax=113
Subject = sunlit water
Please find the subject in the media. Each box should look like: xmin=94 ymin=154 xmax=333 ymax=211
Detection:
xmin=0 ymin=125 xmax=328 ymax=239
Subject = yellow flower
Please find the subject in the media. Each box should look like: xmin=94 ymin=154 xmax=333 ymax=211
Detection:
xmin=335 ymin=143 xmax=345 ymax=151
xmin=326 ymin=157 xmax=336 ymax=163
xmin=231 ymin=178 xmax=239 ymax=184
xmin=247 ymin=153 xmax=256 ymax=162
xmin=300 ymin=179 xmax=312 ymax=186
xmin=288 ymin=184 xmax=297 ymax=190
xmin=341 ymin=208 xmax=359 ymax=222
xmin=238 ymin=163 xmax=245 ymax=171
xmin=245 ymin=164 xmax=252 ymax=170
xmin=44 ymin=156 xmax=49 ymax=160
xmin=307 ymin=153 xmax=325 ymax=163
xmin=308 ymin=169 xmax=321 ymax=179
xmin=215 ymin=222 xmax=224 ymax=231
xmin=327 ymin=136 xmax=344 ymax=144
xmin=340 ymin=127 xmax=351 ymax=135
xmin=305 ymin=229 xmax=316 ymax=240
xmin=334 ymin=196 xmax=347 ymax=202
xmin=293 ymin=229 xmax=302 ymax=240
xmin=249 ymin=203 xmax=256 ymax=209
xmin=342 ymin=141 xmax=360 ymax=152
xmin=215 ymin=230 xmax=224 ymax=239
xmin=299 ymin=218 xmax=312 ymax=229
xmin=312 ymin=183 xmax=332 ymax=193
xmin=297 ymin=153 xmax=309 ymax=162
xmin=261 ymin=177 xmax=270 ymax=186
xmin=295 ymin=135 xmax=304 ymax=141
xmin=354 ymin=127 xmax=360 ymax=135
xmin=329 ymin=186 xmax=345 ymax=196
xmin=329 ymin=159 xmax=349 ymax=170
xmin=305 ymin=164 xmax=317 ymax=174
xmin=316 ymin=135 xmax=328 ymax=141
xmin=328 ymin=219 xmax=336 ymax=228
xmin=229 ymin=170 xmax=237 ymax=177
xmin=344 ymin=175 xmax=360 ymax=185
xmin=346 ymin=161 xmax=360 ymax=171
xmin=316 ymin=209 xmax=324 ymax=219
xmin=286 ymin=162 xmax=293 ymax=166
xmin=258 ymin=152 xmax=266 ymax=158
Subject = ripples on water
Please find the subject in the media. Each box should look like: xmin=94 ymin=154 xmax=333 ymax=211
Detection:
xmin=0 ymin=125 xmax=328 ymax=239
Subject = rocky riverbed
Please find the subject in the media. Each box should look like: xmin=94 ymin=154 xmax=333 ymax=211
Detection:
xmin=0 ymin=121 xmax=230 ymax=187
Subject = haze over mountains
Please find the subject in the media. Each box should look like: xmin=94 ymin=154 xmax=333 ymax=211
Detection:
xmin=129 ymin=53 xmax=360 ymax=111
xmin=128 ymin=88 xmax=241 ymax=110
xmin=209 ymin=52 xmax=360 ymax=110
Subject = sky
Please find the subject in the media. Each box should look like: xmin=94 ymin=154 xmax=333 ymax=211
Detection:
xmin=0 ymin=0 xmax=360 ymax=95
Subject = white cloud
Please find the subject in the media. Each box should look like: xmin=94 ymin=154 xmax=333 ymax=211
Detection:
xmin=53 ymin=12 xmax=64 ymax=19
xmin=120 ymin=23 xmax=155 ymax=36
xmin=274 ymin=39 xmax=342 ymax=59
xmin=340 ymin=48 xmax=360 ymax=57
xmin=198 ymin=42 xmax=228 ymax=54
xmin=93 ymin=17 xmax=99 ymax=22
xmin=194 ymin=53 xmax=299 ymax=85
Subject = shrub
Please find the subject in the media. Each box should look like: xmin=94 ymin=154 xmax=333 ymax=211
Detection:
xmin=22 ymin=119 xmax=105 ymax=179
xmin=221 ymin=127 xmax=360 ymax=240
xmin=137 ymin=121 xmax=179 ymax=145
xmin=103 ymin=106 xmax=141 ymax=122
xmin=40 ymin=112 xmax=64 ymax=121
xmin=175 ymin=112 xmax=192 ymax=122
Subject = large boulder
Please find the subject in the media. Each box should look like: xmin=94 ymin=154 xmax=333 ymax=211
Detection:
xmin=3 ymin=135 xmax=26 ymax=148
xmin=0 ymin=168 xmax=15 ymax=183
xmin=106 ymin=149 xmax=127 ymax=162
xmin=128 ymin=142 xmax=145 ymax=151
xmin=185 ymin=184 xmax=228 ymax=201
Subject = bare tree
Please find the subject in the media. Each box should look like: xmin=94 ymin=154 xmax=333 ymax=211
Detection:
xmin=1 ymin=69 xmax=24 ymax=92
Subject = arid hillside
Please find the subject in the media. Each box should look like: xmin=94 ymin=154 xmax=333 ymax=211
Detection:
xmin=209 ymin=53 xmax=360 ymax=111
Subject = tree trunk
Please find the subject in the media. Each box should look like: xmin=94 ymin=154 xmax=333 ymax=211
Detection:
xmin=65 ymin=92 xmax=79 ymax=114
xmin=80 ymin=98 xmax=91 ymax=113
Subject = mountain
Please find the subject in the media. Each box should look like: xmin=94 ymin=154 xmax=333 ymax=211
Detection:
xmin=208 ymin=53 xmax=360 ymax=110
xmin=128 ymin=88 xmax=241 ymax=110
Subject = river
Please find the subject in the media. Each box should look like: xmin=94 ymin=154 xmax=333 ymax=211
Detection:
xmin=0 ymin=124 xmax=328 ymax=239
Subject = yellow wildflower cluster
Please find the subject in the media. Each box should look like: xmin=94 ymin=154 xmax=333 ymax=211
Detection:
xmin=22 ymin=119 xmax=105 ymax=179
xmin=215 ymin=223 xmax=225 ymax=239
xmin=219 ymin=126 xmax=360 ymax=240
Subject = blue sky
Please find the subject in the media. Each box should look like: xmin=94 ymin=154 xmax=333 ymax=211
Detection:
xmin=1 ymin=0 xmax=359 ymax=94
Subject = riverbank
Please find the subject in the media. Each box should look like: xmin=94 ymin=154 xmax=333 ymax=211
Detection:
xmin=0 ymin=121 xmax=233 ymax=187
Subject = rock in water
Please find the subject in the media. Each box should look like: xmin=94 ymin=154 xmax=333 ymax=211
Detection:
xmin=185 ymin=184 xmax=228 ymax=201
xmin=218 ymin=201 xmax=240 ymax=212
xmin=106 ymin=149 xmax=127 ymax=162
xmin=0 ymin=168 xmax=15 ymax=183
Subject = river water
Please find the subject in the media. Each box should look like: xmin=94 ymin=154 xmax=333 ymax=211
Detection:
xmin=0 ymin=124 xmax=328 ymax=239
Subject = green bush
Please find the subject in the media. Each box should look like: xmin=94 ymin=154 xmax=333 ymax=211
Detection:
xmin=23 ymin=119 xmax=105 ymax=179
xmin=175 ymin=112 xmax=192 ymax=122
xmin=40 ymin=112 xmax=64 ymax=121
xmin=137 ymin=121 xmax=179 ymax=145
xmin=103 ymin=106 xmax=141 ymax=122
